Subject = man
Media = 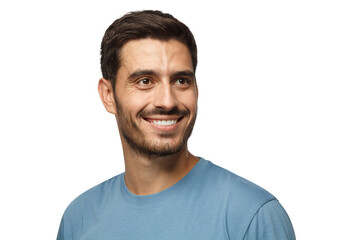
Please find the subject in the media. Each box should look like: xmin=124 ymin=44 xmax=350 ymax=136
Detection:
xmin=57 ymin=10 xmax=295 ymax=240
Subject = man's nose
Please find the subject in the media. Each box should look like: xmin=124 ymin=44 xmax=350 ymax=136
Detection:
xmin=153 ymin=82 xmax=178 ymax=110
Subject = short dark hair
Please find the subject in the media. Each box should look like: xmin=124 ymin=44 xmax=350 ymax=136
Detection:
xmin=100 ymin=10 xmax=198 ymax=88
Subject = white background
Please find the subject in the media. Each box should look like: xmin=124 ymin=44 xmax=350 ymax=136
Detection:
xmin=0 ymin=0 xmax=359 ymax=239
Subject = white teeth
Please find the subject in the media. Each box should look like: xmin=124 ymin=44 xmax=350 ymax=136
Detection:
xmin=152 ymin=120 xmax=177 ymax=126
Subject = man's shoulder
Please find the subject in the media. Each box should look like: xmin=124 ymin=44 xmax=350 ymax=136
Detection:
xmin=62 ymin=174 xmax=123 ymax=218
xmin=205 ymin=160 xmax=275 ymax=200
xmin=200 ymin=159 xmax=294 ymax=239
xmin=199 ymin=159 xmax=276 ymax=214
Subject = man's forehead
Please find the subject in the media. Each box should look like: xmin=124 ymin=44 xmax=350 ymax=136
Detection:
xmin=118 ymin=38 xmax=193 ymax=75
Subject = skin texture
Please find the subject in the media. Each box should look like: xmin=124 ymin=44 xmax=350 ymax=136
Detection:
xmin=98 ymin=38 xmax=199 ymax=195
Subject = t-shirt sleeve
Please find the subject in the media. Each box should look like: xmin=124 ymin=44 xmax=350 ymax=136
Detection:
xmin=243 ymin=199 xmax=296 ymax=240
xmin=56 ymin=217 xmax=65 ymax=240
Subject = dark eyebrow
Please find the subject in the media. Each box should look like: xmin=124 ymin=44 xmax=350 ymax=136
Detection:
xmin=128 ymin=70 xmax=157 ymax=80
xmin=127 ymin=69 xmax=195 ymax=81
xmin=171 ymin=70 xmax=195 ymax=78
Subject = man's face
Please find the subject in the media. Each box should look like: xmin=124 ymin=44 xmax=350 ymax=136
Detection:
xmin=113 ymin=38 xmax=198 ymax=157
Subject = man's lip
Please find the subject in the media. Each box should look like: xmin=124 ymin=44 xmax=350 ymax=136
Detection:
xmin=142 ymin=116 xmax=184 ymax=130
xmin=142 ymin=116 xmax=183 ymax=122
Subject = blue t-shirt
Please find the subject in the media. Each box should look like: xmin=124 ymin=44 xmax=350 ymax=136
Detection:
xmin=57 ymin=158 xmax=295 ymax=239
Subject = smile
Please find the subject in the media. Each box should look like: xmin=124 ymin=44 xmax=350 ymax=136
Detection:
xmin=151 ymin=119 xmax=178 ymax=126
xmin=143 ymin=117 xmax=183 ymax=128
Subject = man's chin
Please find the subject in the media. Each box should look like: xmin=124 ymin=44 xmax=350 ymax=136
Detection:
xmin=140 ymin=140 xmax=185 ymax=157
xmin=136 ymin=145 xmax=184 ymax=158
xmin=122 ymin=133 xmax=184 ymax=157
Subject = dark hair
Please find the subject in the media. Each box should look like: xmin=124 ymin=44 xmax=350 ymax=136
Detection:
xmin=100 ymin=10 xmax=197 ymax=88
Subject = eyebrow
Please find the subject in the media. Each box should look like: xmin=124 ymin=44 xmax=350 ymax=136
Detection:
xmin=128 ymin=70 xmax=157 ymax=80
xmin=128 ymin=69 xmax=195 ymax=81
xmin=172 ymin=70 xmax=195 ymax=78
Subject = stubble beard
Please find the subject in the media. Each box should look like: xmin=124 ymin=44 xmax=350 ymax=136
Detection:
xmin=115 ymin=100 xmax=197 ymax=158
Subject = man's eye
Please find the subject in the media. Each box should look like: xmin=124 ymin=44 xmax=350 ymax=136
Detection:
xmin=138 ymin=78 xmax=151 ymax=85
xmin=174 ymin=78 xmax=189 ymax=85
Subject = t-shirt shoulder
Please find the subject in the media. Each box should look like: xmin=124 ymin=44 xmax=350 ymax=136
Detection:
xmin=207 ymin=161 xmax=275 ymax=203
xmin=204 ymin=160 xmax=280 ymax=238
xmin=63 ymin=174 xmax=123 ymax=218
xmin=243 ymin=199 xmax=296 ymax=240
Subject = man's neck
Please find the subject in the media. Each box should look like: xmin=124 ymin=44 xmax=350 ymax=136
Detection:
xmin=122 ymin=144 xmax=199 ymax=196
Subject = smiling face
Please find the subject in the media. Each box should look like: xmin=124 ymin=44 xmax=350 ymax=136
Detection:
xmin=111 ymin=38 xmax=198 ymax=157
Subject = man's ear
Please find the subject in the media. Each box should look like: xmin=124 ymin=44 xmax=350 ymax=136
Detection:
xmin=98 ymin=78 xmax=117 ymax=114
